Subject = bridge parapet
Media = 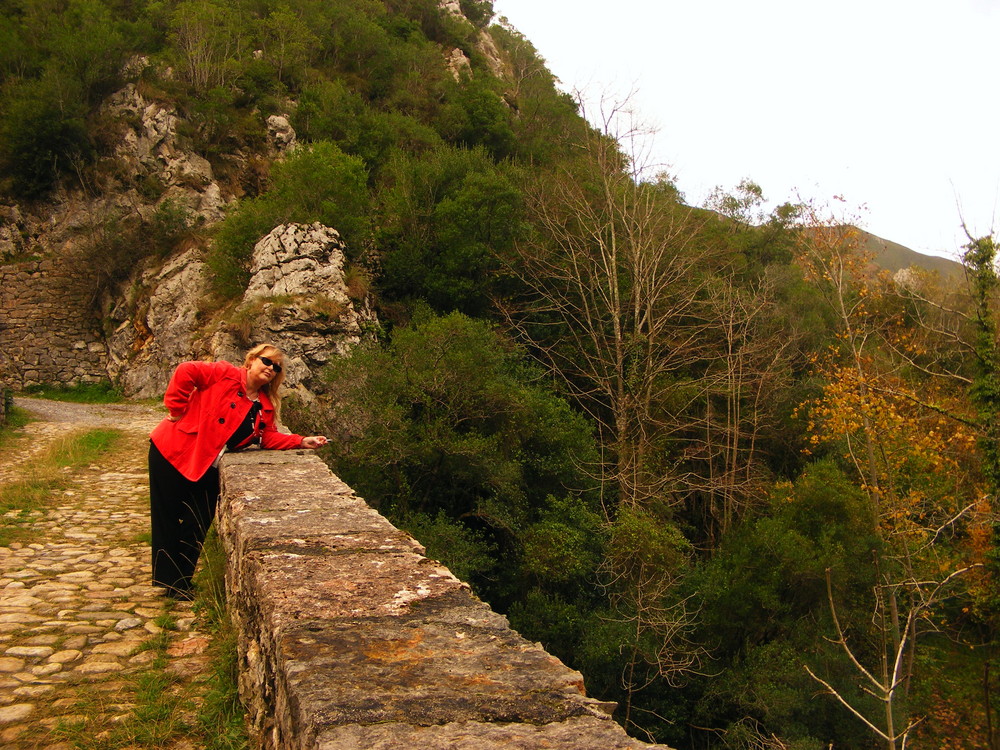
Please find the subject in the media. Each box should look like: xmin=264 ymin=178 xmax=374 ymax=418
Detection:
xmin=217 ymin=450 xmax=673 ymax=749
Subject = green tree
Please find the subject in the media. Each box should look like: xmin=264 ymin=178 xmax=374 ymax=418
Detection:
xmin=45 ymin=0 xmax=131 ymax=102
xmin=0 ymin=72 xmax=89 ymax=197
xmin=0 ymin=0 xmax=137 ymax=197
xmin=259 ymin=5 xmax=318 ymax=87
xmin=436 ymin=76 xmax=516 ymax=159
xmin=686 ymin=461 xmax=881 ymax=749
xmin=169 ymin=0 xmax=247 ymax=92
xmin=375 ymin=145 xmax=526 ymax=317
xmin=963 ymin=235 xmax=1000 ymax=499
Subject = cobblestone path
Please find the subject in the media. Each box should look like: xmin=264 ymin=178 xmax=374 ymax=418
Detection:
xmin=0 ymin=398 xmax=216 ymax=749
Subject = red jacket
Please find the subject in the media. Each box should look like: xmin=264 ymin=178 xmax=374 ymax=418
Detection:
xmin=150 ymin=360 xmax=304 ymax=481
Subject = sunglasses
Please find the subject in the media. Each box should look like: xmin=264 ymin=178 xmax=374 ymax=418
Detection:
xmin=259 ymin=355 xmax=282 ymax=374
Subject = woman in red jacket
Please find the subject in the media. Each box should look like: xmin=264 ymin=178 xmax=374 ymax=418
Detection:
xmin=148 ymin=343 xmax=327 ymax=599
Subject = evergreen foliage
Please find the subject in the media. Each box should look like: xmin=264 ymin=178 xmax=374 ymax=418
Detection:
xmin=322 ymin=311 xmax=603 ymax=613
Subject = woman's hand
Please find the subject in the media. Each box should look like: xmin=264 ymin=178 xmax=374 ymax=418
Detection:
xmin=301 ymin=436 xmax=328 ymax=449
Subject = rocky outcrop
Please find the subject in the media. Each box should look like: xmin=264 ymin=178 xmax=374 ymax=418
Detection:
xmin=219 ymin=223 xmax=376 ymax=396
xmin=476 ymin=27 xmax=506 ymax=79
xmin=0 ymin=57 xmax=369 ymax=397
xmin=0 ymin=73 xmax=234 ymax=391
xmin=103 ymin=222 xmax=374 ymax=399
xmin=103 ymin=81 xmax=229 ymax=224
xmin=105 ymin=248 xmax=211 ymax=398
xmin=438 ymin=0 xmax=506 ymax=81
xmin=266 ymin=115 xmax=297 ymax=152
xmin=445 ymin=46 xmax=473 ymax=80
xmin=0 ymin=205 xmax=27 ymax=262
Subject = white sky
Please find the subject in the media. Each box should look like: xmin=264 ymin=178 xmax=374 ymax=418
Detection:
xmin=492 ymin=0 xmax=1000 ymax=260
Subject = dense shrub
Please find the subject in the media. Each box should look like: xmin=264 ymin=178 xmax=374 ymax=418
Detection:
xmin=323 ymin=311 xmax=601 ymax=600
xmin=0 ymin=73 xmax=91 ymax=198
xmin=0 ymin=0 xmax=141 ymax=198
xmin=436 ymin=76 xmax=516 ymax=159
xmin=677 ymin=461 xmax=882 ymax=748
xmin=459 ymin=0 xmax=494 ymax=29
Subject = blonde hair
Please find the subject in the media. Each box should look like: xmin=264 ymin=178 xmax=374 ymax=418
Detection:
xmin=243 ymin=343 xmax=287 ymax=417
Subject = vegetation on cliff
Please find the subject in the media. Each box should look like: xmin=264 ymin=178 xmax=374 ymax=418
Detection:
xmin=2 ymin=0 xmax=997 ymax=747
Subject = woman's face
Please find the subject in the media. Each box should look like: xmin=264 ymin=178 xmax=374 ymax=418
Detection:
xmin=246 ymin=352 xmax=283 ymax=390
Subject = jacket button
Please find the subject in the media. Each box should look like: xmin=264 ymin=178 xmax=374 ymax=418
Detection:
xmin=237 ymin=391 xmax=244 ymax=397
xmin=230 ymin=403 xmax=236 ymax=408
xmin=218 ymin=418 xmax=225 ymax=424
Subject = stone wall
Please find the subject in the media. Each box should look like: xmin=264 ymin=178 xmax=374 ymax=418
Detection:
xmin=0 ymin=258 xmax=107 ymax=390
xmin=217 ymin=451 xmax=673 ymax=750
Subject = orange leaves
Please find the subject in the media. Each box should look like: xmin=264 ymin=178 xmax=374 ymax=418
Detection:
xmin=798 ymin=348 xmax=978 ymax=539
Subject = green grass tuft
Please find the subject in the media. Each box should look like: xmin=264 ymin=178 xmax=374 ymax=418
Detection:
xmin=193 ymin=530 xmax=250 ymax=750
xmin=0 ymin=427 xmax=124 ymax=545
xmin=21 ymin=381 xmax=124 ymax=403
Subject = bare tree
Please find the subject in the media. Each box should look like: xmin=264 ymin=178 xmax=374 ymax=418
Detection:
xmin=681 ymin=261 xmax=798 ymax=543
xmin=502 ymin=95 xmax=719 ymax=510
xmin=806 ymin=563 xmax=980 ymax=750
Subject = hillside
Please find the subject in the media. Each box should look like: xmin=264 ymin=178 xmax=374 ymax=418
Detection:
xmin=857 ymin=226 xmax=964 ymax=277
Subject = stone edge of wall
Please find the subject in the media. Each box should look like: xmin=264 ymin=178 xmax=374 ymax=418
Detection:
xmin=216 ymin=450 xmax=674 ymax=750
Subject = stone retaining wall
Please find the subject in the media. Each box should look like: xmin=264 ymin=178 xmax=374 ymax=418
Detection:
xmin=217 ymin=451 xmax=673 ymax=750
xmin=0 ymin=258 xmax=108 ymax=389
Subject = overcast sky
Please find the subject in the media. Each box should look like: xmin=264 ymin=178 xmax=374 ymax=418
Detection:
xmin=492 ymin=0 xmax=1000 ymax=260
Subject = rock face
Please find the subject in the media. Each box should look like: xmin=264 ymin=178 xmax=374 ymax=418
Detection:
xmin=106 ymin=248 xmax=211 ymax=398
xmin=229 ymin=223 xmax=376 ymax=394
xmin=438 ymin=0 xmax=505 ymax=81
xmin=103 ymin=81 xmax=230 ymax=224
xmin=105 ymin=222 xmax=375 ymax=399
xmin=0 ymin=69 xmax=371 ymax=396
xmin=266 ymin=114 xmax=297 ymax=152
xmin=0 ymin=72 xmax=236 ymax=392
xmin=245 ymin=223 xmax=352 ymax=301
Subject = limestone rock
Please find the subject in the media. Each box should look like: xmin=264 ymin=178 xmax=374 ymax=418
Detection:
xmin=0 ymin=79 xmax=369 ymax=398
xmin=477 ymin=29 xmax=506 ymax=79
xmin=438 ymin=0 xmax=464 ymax=19
xmin=236 ymin=223 xmax=377 ymax=387
xmin=267 ymin=115 xmax=297 ymax=152
xmin=107 ymin=248 xmax=210 ymax=398
xmin=102 ymin=83 xmax=230 ymax=223
xmin=446 ymin=47 xmax=472 ymax=80
xmin=0 ymin=204 xmax=27 ymax=262
xmin=245 ymin=223 xmax=350 ymax=301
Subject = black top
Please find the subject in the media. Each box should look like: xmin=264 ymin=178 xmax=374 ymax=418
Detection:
xmin=226 ymin=400 xmax=263 ymax=451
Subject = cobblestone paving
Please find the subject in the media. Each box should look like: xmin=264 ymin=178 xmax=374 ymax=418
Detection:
xmin=0 ymin=399 xmax=215 ymax=749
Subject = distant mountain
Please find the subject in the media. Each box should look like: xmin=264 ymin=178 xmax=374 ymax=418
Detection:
xmin=853 ymin=227 xmax=964 ymax=278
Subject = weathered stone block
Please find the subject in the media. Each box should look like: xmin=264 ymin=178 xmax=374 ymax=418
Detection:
xmin=216 ymin=452 xmax=674 ymax=750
